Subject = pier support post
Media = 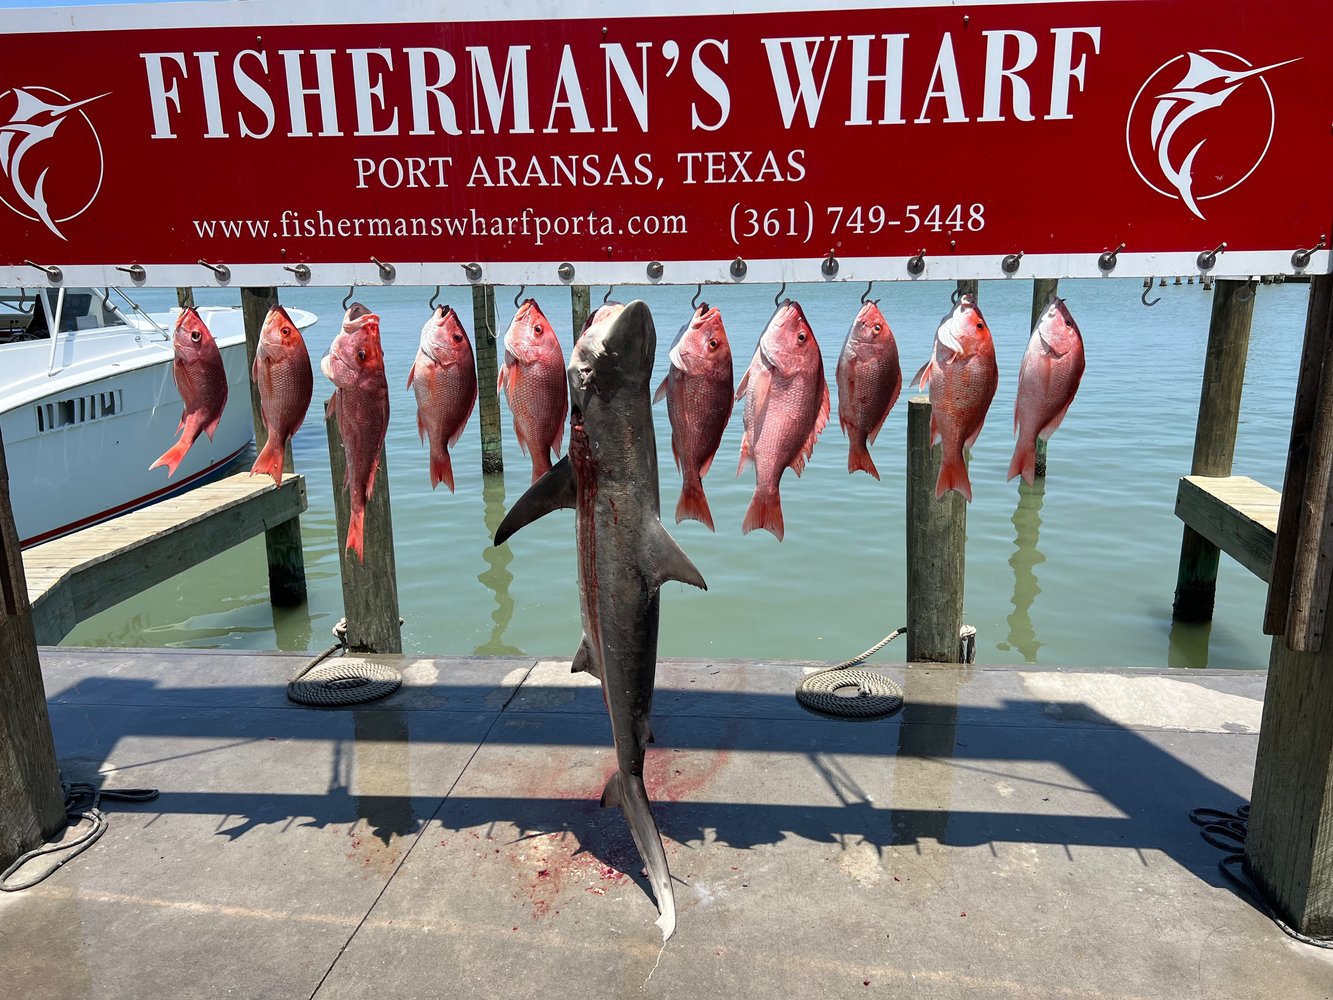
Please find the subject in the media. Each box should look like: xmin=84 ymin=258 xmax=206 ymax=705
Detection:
xmin=906 ymin=397 xmax=967 ymax=662
xmin=1247 ymin=273 xmax=1333 ymax=939
xmin=1030 ymin=278 xmax=1060 ymax=479
xmin=0 ymin=431 xmax=66 ymax=871
xmin=955 ymin=278 xmax=978 ymax=300
xmin=571 ymin=285 xmax=590 ymax=342
xmin=325 ymin=407 xmax=402 ymax=654
xmin=472 ymin=285 xmax=504 ymax=475
xmin=176 ymin=287 xmax=195 ymax=310
xmin=241 ymin=286 xmax=307 ymax=607
xmin=1172 ymin=278 xmax=1257 ymax=622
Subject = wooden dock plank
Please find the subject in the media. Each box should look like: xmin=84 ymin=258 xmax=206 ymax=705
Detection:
xmin=1175 ymin=475 xmax=1279 ymax=582
xmin=24 ymin=472 xmax=306 ymax=644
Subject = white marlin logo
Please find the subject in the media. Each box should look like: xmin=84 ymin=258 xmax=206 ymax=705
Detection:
xmin=0 ymin=87 xmax=109 ymax=240
xmin=1127 ymin=51 xmax=1300 ymax=220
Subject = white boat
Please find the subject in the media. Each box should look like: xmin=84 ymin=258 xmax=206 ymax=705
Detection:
xmin=0 ymin=288 xmax=317 ymax=547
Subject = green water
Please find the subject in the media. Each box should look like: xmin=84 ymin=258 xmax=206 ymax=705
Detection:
xmin=61 ymin=278 xmax=1305 ymax=669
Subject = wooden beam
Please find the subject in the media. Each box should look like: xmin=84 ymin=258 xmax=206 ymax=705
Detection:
xmin=325 ymin=410 xmax=402 ymax=654
xmin=571 ymin=285 xmax=590 ymax=344
xmin=905 ymin=397 xmax=966 ymax=663
xmin=176 ymin=287 xmax=195 ymax=310
xmin=1173 ymin=278 xmax=1256 ymax=622
xmin=240 ymin=286 xmax=307 ymax=607
xmin=1265 ymin=274 xmax=1333 ymax=637
xmin=472 ymin=285 xmax=504 ymax=475
xmin=25 ymin=473 xmax=307 ymax=645
xmin=1030 ymin=278 xmax=1060 ymax=479
xmin=1174 ymin=476 xmax=1279 ymax=581
xmin=0 ymin=430 xmax=68 ymax=870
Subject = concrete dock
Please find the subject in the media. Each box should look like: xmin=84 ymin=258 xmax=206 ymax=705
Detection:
xmin=2 ymin=649 xmax=1330 ymax=999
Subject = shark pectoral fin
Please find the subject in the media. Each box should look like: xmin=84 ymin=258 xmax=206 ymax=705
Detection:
xmin=493 ymin=456 xmax=576 ymax=545
xmin=648 ymin=525 xmax=707 ymax=592
xmin=572 ymin=635 xmax=601 ymax=678
xmin=600 ymin=771 xmax=623 ymax=809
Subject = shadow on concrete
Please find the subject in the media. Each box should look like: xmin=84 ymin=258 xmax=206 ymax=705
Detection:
xmin=44 ymin=675 xmax=1247 ymax=887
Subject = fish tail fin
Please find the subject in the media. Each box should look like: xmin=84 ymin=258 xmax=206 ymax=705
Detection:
xmin=847 ymin=433 xmax=880 ymax=480
xmin=936 ymin=448 xmax=973 ymax=501
xmin=676 ymin=478 xmax=715 ymax=531
xmin=742 ymin=487 xmax=784 ymax=541
xmin=430 ymin=441 xmax=455 ymax=493
xmin=603 ymin=771 xmax=677 ymax=942
xmin=1007 ymin=437 xmax=1036 ymax=486
xmin=149 ymin=436 xmax=192 ymax=478
xmin=530 ymin=451 xmax=552 ymax=485
xmin=345 ymin=508 xmax=366 ymax=562
xmin=250 ymin=435 xmax=285 ymax=485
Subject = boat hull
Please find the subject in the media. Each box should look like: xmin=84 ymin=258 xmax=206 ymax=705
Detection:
xmin=3 ymin=340 xmax=254 ymax=547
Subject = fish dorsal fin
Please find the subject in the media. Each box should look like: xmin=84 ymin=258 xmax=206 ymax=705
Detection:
xmin=647 ymin=524 xmax=707 ymax=592
xmin=494 ymin=456 xmax=575 ymax=545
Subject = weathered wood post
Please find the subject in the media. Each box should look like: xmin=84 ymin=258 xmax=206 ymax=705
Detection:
xmin=0 ymin=430 xmax=67 ymax=871
xmin=472 ymin=285 xmax=504 ymax=475
xmin=1030 ymin=277 xmax=1060 ymax=479
xmin=571 ymin=285 xmax=591 ymax=342
xmin=325 ymin=387 xmax=402 ymax=654
xmin=240 ymin=286 xmax=307 ymax=606
xmin=1172 ymin=278 xmax=1257 ymax=621
xmin=956 ymin=278 xmax=979 ymax=299
xmin=1247 ymin=272 xmax=1333 ymax=939
xmin=176 ymin=287 xmax=195 ymax=310
xmin=906 ymin=397 xmax=967 ymax=662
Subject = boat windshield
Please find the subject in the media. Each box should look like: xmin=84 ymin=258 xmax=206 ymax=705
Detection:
xmin=0 ymin=288 xmax=131 ymax=345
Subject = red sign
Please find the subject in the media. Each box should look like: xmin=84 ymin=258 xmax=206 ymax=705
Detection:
xmin=1 ymin=0 xmax=1328 ymax=286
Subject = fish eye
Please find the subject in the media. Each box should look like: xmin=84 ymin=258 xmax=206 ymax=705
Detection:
xmin=708 ymin=338 xmax=718 ymax=350
xmin=535 ymin=324 xmax=544 ymax=335
xmin=356 ymin=349 xmax=366 ymax=362
xmin=282 ymin=327 xmax=293 ymax=338
xmin=453 ymin=333 xmax=463 ymax=342
xmin=797 ymin=332 xmax=807 ymax=343
xmin=872 ymin=323 xmax=882 ymax=335
xmin=190 ymin=330 xmax=201 ymax=342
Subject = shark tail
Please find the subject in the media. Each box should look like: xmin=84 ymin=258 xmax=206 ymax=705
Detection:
xmin=602 ymin=770 xmax=676 ymax=941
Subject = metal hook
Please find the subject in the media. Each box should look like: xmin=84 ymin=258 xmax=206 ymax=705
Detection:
xmin=951 ymin=286 xmax=962 ymax=306
xmin=774 ymin=281 xmax=786 ymax=307
xmin=429 ymin=286 xmax=441 ymax=310
xmin=514 ymin=285 xmax=526 ymax=309
xmin=691 ymin=284 xmax=702 ymax=310
xmin=1141 ymin=277 xmax=1161 ymax=307
xmin=16 ymin=288 xmax=33 ymax=314
xmin=603 ymin=285 xmax=614 ymax=304
xmin=342 ymin=285 xmax=354 ymax=310
xmin=860 ymin=281 xmax=874 ymax=305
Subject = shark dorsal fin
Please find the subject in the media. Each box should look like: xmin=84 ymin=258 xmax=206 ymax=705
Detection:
xmin=494 ymin=457 xmax=575 ymax=545
xmin=647 ymin=524 xmax=707 ymax=592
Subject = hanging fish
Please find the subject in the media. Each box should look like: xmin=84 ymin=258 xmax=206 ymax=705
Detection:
xmin=408 ymin=305 xmax=478 ymax=492
xmin=322 ymin=304 xmax=390 ymax=561
xmin=654 ymin=303 xmax=733 ymax=530
xmin=249 ymin=305 xmax=313 ymax=485
xmin=498 ymin=298 xmax=567 ymax=483
xmin=1009 ymin=296 xmax=1086 ymax=485
xmin=911 ymin=294 xmax=999 ymax=501
xmin=736 ymin=300 xmax=829 ymax=540
xmin=835 ymin=299 xmax=902 ymax=480
xmin=150 ymin=307 xmax=228 ymax=478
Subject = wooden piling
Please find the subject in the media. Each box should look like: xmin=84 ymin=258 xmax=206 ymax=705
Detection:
xmin=956 ymin=278 xmax=979 ymax=300
xmin=325 ymin=407 xmax=402 ymax=654
xmin=176 ymin=287 xmax=195 ymax=310
xmin=1030 ymin=278 xmax=1060 ymax=479
xmin=0 ymin=430 xmax=67 ymax=871
xmin=472 ymin=285 xmax=504 ymax=475
xmin=240 ymin=287 xmax=307 ymax=607
xmin=1172 ymin=278 xmax=1257 ymax=622
xmin=906 ymin=397 xmax=967 ymax=662
xmin=571 ymin=285 xmax=590 ymax=343
xmin=1246 ymin=272 xmax=1333 ymax=939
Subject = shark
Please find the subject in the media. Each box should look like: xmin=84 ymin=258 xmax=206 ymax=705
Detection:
xmin=496 ymin=300 xmax=707 ymax=941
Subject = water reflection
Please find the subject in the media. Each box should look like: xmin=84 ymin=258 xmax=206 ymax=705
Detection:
xmin=997 ymin=480 xmax=1046 ymax=663
xmin=475 ymin=473 xmax=523 ymax=655
xmin=272 ymin=602 xmax=315 ymax=652
xmin=1167 ymin=618 xmax=1211 ymax=668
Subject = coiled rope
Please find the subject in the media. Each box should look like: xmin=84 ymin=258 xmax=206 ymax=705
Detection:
xmin=796 ymin=628 xmax=907 ymax=720
xmin=286 ymin=618 xmax=403 ymax=707
xmin=1189 ymin=804 xmax=1332 ymax=949
xmin=1 ymin=778 xmax=159 ymax=892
